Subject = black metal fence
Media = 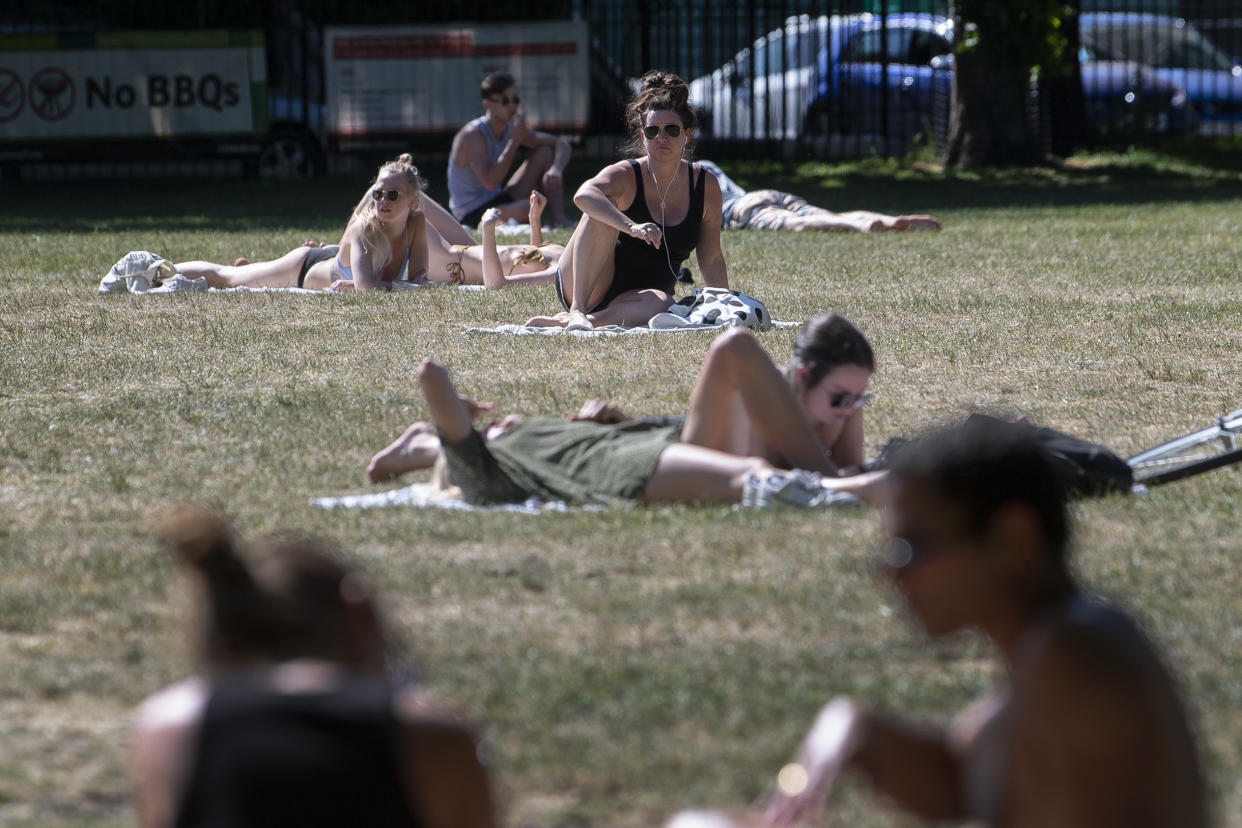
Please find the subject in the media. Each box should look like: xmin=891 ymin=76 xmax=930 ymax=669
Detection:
xmin=3 ymin=0 xmax=1241 ymax=174
xmin=574 ymin=0 xmax=1242 ymax=158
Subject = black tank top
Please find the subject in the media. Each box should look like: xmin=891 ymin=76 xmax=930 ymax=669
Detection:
xmin=605 ymin=159 xmax=705 ymax=306
xmin=175 ymin=673 xmax=425 ymax=828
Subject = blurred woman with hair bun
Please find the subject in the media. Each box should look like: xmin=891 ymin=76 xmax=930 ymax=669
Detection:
xmin=132 ymin=505 xmax=497 ymax=828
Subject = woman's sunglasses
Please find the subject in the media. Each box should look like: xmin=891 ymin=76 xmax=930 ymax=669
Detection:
xmin=372 ymin=188 xmax=403 ymax=201
xmin=829 ymin=392 xmax=871 ymax=409
xmin=490 ymin=95 xmax=520 ymax=106
xmin=642 ymin=123 xmax=683 ymax=140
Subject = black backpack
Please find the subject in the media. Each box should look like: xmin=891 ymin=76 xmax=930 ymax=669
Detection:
xmin=870 ymin=414 xmax=1134 ymax=499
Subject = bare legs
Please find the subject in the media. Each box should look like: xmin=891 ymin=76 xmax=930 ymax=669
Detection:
xmin=419 ymin=193 xmax=476 ymax=246
xmin=175 ymin=246 xmax=314 ymax=289
xmin=366 ymin=422 xmax=443 ymax=483
xmin=525 ymin=212 xmax=672 ymax=328
xmin=682 ymin=329 xmax=838 ymax=476
xmin=643 ymin=444 xmax=771 ymax=504
xmin=505 ymin=145 xmax=569 ymax=226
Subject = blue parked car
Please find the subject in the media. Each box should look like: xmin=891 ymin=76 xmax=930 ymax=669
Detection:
xmin=1080 ymin=12 xmax=1242 ymax=135
xmin=688 ymin=13 xmax=1192 ymax=144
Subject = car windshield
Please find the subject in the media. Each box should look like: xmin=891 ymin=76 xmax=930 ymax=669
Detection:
xmin=841 ymin=25 xmax=952 ymax=66
xmin=1087 ymin=20 xmax=1235 ymax=71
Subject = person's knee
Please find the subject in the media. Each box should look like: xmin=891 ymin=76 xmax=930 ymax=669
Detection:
xmin=416 ymin=358 xmax=449 ymax=388
xmin=708 ymin=326 xmax=761 ymax=366
xmin=530 ymin=144 xmax=554 ymax=168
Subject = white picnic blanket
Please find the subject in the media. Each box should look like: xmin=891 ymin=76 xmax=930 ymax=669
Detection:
xmin=309 ymin=481 xmax=595 ymax=513
xmin=468 ymin=319 xmax=798 ymax=336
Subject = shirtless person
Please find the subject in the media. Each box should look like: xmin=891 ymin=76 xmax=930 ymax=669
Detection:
xmin=447 ymin=70 xmax=572 ymax=228
xmin=742 ymin=415 xmax=1207 ymax=828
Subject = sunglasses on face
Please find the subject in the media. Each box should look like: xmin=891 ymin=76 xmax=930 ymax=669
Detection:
xmin=490 ymin=95 xmax=520 ymax=106
xmin=642 ymin=123 xmax=683 ymax=140
xmin=372 ymin=188 xmax=403 ymax=202
xmin=828 ymin=391 xmax=871 ymax=409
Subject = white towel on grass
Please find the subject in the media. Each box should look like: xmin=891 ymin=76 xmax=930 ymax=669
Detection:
xmin=309 ymin=482 xmax=593 ymax=513
xmin=468 ymin=319 xmax=798 ymax=336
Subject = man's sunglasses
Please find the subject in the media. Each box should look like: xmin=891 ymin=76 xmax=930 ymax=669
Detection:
xmin=829 ymin=391 xmax=871 ymax=409
xmin=642 ymin=123 xmax=683 ymax=140
xmin=372 ymin=188 xmax=403 ymax=201
xmin=490 ymin=95 xmax=520 ymax=106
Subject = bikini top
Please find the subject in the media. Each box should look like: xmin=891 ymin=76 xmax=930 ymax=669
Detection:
xmin=335 ymin=226 xmax=410 ymax=283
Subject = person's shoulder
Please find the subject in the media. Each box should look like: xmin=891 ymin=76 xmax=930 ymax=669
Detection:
xmin=1017 ymin=595 xmax=1176 ymax=709
xmin=135 ymin=676 xmax=209 ymax=733
xmin=451 ymin=118 xmax=486 ymax=152
xmin=393 ymin=684 xmax=480 ymax=738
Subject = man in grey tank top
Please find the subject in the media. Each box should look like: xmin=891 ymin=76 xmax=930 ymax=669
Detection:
xmin=447 ymin=70 xmax=572 ymax=228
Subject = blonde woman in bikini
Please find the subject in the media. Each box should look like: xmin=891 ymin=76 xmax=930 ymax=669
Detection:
xmin=175 ymin=154 xmax=428 ymax=292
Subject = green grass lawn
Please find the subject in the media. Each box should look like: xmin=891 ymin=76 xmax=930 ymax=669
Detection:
xmin=1 ymin=150 xmax=1241 ymax=826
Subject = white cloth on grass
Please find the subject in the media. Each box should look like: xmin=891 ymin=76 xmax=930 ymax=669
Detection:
xmin=309 ymin=481 xmax=595 ymax=513
xmin=468 ymin=318 xmax=798 ymax=337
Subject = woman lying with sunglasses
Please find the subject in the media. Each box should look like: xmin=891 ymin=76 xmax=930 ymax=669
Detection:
xmin=365 ymin=314 xmax=882 ymax=509
xmin=175 ymin=154 xmax=428 ymax=292
xmin=525 ymin=71 xmax=729 ymax=329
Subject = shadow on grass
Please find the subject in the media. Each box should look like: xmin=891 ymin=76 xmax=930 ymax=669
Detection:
xmin=5 ymin=142 xmax=1242 ymax=232
xmin=714 ymin=140 xmax=1242 ymax=214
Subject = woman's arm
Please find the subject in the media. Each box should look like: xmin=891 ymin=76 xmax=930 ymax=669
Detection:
xmin=570 ymin=161 xmax=642 ymax=233
xmin=763 ymin=698 xmax=967 ymax=827
xmin=404 ymin=212 xmax=428 ymax=283
xmin=396 ymin=689 xmax=498 ymax=828
xmin=829 ymin=408 xmax=866 ymax=471
xmin=478 ymin=210 xmax=507 ymax=290
xmin=334 ymin=225 xmax=381 ymax=292
xmin=528 ymin=190 xmax=546 ymax=246
xmin=695 ymin=172 xmax=730 ymax=289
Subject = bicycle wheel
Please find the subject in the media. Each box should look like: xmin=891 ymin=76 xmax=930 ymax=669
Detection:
xmin=1128 ymin=409 xmax=1242 ymax=486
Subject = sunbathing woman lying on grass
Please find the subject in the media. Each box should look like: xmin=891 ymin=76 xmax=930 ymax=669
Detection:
xmin=176 ymin=154 xmax=429 ymax=292
xmin=701 ymin=160 xmax=941 ymax=233
xmin=366 ymin=314 xmax=886 ymax=507
xmin=417 ymin=190 xmax=562 ymax=289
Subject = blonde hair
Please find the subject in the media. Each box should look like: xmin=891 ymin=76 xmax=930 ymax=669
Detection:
xmin=348 ymin=153 xmax=426 ymax=272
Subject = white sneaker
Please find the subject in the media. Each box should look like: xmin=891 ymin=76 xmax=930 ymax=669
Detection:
xmin=742 ymin=470 xmax=861 ymax=508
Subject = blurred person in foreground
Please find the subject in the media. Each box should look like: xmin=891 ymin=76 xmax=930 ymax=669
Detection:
xmin=671 ymin=415 xmax=1207 ymax=828
xmin=132 ymin=506 xmax=496 ymax=828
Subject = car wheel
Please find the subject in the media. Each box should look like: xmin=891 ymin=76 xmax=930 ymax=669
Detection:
xmin=255 ymin=126 xmax=324 ymax=179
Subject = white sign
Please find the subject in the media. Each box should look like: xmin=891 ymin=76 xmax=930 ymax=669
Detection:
xmin=325 ymin=20 xmax=589 ymax=138
xmin=0 ymin=34 xmax=265 ymax=141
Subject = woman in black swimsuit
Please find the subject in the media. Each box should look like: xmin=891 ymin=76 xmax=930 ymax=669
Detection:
xmin=132 ymin=507 xmax=497 ymax=828
xmin=526 ymin=71 xmax=729 ymax=328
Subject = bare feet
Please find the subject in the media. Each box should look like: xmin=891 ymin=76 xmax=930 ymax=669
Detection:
xmin=524 ymin=310 xmax=593 ymax=329
xmin=366 ymin=422 xmax=443 ymax=483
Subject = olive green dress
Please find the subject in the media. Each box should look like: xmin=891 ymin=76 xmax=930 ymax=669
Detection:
xmin=441 ymin=416 xmax=684 ymax=506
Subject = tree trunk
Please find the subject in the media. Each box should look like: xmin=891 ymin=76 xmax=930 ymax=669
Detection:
xmin=942 ymin=5 xmax=1045 ymax=168
xmin=1047 ymin=0 xmax=1088 ymax=158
